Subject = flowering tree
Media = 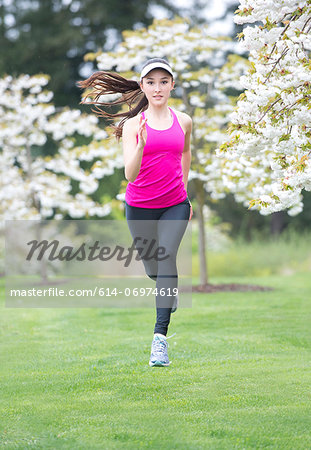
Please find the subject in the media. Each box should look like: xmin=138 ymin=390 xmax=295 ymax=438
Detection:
xmin=219 ymin=0 xmax=311 ymax=216
xmin=0 ymin=74 xmax=124 ymax=222
xmin=83 ymin=17 xmax=249 ymax=285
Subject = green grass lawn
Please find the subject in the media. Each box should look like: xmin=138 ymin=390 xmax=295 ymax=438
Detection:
xmin=1 ymin=271 xmax=311 ymax=449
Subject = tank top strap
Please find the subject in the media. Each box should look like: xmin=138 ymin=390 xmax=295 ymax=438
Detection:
xmin=141 ymin=110 xmax=145 ymax=119
xmin=169 ymin=107 xmax=184 ymax=134
xmin=168 ymin=107 xmax=176 ymax=120
xmin=169 ymin=107 xmax=180 ymax=128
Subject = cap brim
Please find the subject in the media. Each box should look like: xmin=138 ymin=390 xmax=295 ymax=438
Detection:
xmin=140 ymin=62 xmax=174 ymax=79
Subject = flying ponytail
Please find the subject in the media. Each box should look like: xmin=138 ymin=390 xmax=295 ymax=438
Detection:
xmin=77 ymin=71 xmax=148 ymax=140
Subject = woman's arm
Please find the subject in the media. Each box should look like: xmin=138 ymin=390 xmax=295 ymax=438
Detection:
xmin=180 ymin=113 xmax=193 ymax=220
xmin=122 ymin=116 xmax=147 ymax=183
xmin=181 ymin=114 xmax=192 ymax=191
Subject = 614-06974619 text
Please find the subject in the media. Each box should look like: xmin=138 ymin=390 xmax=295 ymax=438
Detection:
xmin=9 ymin=287 xmax=179 ymax=298
xmin=5 ymin=219 xmax=192 ymax=308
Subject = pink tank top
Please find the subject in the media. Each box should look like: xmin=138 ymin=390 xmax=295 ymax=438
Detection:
xmin=125 ymin=107 xmax=187 ymax=208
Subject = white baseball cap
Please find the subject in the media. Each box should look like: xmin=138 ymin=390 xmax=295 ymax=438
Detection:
xmin=140 ymin=59 xmax=174 ymax=80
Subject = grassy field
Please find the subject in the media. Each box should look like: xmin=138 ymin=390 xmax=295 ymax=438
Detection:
xmin=1 ymin=264 xmax=311 ymax=448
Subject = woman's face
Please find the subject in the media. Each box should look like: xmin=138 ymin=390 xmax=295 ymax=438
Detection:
xmin=140 ymin=69 xmax=174 ymax=106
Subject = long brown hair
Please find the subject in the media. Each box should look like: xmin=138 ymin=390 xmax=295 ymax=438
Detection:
xmin=77 ymin=71 xmax=148 ymax=140
xmin=77 ymin=58 xmax=174 ymax=140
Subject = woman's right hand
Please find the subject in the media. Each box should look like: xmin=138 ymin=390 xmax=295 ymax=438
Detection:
xmin=137 ymin=115 xmax=147 ymax=149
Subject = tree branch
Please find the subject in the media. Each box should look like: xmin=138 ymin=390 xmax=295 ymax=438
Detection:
xmin=255 ymin=97 xmax=282 ymax=124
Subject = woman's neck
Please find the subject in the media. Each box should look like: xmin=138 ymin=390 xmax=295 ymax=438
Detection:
xmin=145 ymin=104 xmax=171 ymax=120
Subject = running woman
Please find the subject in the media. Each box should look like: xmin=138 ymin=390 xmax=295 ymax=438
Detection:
xmin=78 ymin=58 xmax=193 ymax=366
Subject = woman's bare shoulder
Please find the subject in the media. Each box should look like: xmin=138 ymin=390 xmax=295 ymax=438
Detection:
xmin=123 ymin=114 xmax=141 ymax=133
xmin=173 ymin=109 xmax=192 ymax=131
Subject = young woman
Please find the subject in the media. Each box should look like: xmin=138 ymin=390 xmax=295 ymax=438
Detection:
xmin=78 ymin=58 xmax=193 ymax=367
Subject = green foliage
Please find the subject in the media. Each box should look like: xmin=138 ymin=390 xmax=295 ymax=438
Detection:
xmin=0 ymin=0 xmax=175 ymax=107
xmin=235 ymin=6 xmax=254 ymax=17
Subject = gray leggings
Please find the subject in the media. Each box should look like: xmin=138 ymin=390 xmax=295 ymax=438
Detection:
xmin=125 ymin=197 xmax=191 ymax=336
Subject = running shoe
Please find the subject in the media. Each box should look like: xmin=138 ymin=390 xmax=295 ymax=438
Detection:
xmin=149 ymin=335 xmax=170 ymax=367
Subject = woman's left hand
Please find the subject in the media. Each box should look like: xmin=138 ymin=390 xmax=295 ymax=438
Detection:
xmin=189 ymin=203 xmax=193 ymax=221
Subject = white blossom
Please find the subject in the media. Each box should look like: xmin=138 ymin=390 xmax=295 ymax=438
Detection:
xmin=0 ymin=75 xmax=117 ymax=222
xmin=218 ymin=0 xmax=311 ymax=214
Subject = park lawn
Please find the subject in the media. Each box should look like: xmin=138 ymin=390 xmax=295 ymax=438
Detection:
xmin=0 ymin=273 xmax=311 ymax=449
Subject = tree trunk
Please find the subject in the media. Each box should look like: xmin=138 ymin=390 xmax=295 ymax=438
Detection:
xmin=25 ymin=141 xmax=48 ymax=283
xmin=0 ymin=3 xmax=5 ymax=40
xmin=270 ymin=211 xmax=285 ymax=235
xmin=182 ymin=87 xmax=208 ymax=286
xmin=36 ymin=222 xmax=48 ymax=284
xmin=193 ymin=178 xmax=208 ymax=286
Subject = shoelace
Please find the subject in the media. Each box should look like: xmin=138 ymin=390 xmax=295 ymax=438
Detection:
xmin=153 ymin=333 xmax=176 ymax=355
xmin=153 ymin=340 xmax=167 ymax=355
xmin=166 ymin=333 xmax=176 ymax=339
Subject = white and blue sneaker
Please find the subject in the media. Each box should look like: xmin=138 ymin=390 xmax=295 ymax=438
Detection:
xmin=149 ymin=334 xmax=170 ymax=367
